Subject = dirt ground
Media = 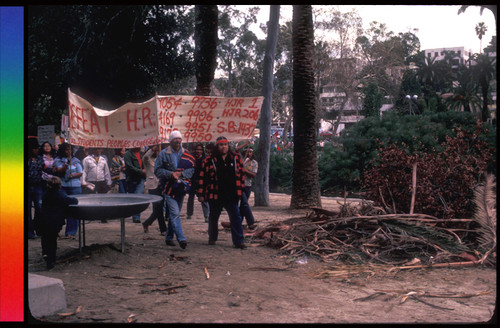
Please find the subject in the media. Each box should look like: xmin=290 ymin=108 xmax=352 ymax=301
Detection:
xmin=27 ymin=193 xmax=497 ymax=324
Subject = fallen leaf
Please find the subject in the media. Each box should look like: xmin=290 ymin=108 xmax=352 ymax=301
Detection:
xmin=127 ymin=314 xmax=137 ymax=323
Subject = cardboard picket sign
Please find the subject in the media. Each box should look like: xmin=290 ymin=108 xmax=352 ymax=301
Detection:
xmin=67 ymin=89 xmax=263 ymax=148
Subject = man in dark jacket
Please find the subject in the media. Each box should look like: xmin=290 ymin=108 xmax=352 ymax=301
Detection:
xmin=40 ymin=176 xmax=78 ymax=270
xmin=124 ymin=147 xmax=146 ymax=223
xmin=197 ymin=136 xmax=246 ymax=249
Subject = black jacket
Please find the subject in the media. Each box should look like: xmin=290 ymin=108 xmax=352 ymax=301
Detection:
xmin=40 ymin=189 xmax=78 ymax=234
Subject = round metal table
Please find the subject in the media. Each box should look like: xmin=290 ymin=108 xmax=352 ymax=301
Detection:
xmin=68 ymin=194 xmax=163 ymax=253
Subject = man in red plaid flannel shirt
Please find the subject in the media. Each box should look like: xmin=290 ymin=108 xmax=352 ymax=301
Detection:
xmin=197 ymin=136 xmax=246 ymax=249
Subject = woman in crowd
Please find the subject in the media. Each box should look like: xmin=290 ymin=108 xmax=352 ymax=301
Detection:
xmin=111 ymin=148 xmax=127 ymax=194
xmin=53 ymin=142 xmax=83 ymax=238
xmin=40 ymin=141 xmax=55 ymax=181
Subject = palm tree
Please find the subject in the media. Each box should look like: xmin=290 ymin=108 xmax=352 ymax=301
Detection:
xmin=290 ymin=5 xmax=321 ymax=209
xmin=194 ymin=5 xmax=218 ymax=96
xmin=475 ymin=22 xmax=487 ymax=53
xmin=472 ymin=53 xmax=496 ymax=122
xmin=446 ymin=65 xmax=481 ymax=113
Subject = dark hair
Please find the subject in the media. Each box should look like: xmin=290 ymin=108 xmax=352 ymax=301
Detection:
xmin=40 ymin=141 xmax=55 ymax=156
xmin=74 ymin=147 xmax=88 ymax=161
xmin=114 ymin=148 xmax=123 ymax=155
xmin=194 ymin=142 xmax=204 ymax=151
xmin=56 ymin=142 xmax=71 ymax=158
xmin=47 ymin=176 xmax=62 ymax=191
xmin=29 ymin=139 xmax=40 ymax=157
xmin=206 ymin=142 xmax=215 ymax=151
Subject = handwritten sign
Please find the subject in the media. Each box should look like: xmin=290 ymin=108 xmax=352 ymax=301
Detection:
xmin=68 ymin=89 xmax=263 ymax=148
xmin=37 ymin=125 xmax=54 ymax=146
xmin=156 ymin=95 xmax=262 ymax=143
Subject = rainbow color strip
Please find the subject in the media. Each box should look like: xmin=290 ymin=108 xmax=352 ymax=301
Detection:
xmin=0 ymin=7 xmax=24 ymax=322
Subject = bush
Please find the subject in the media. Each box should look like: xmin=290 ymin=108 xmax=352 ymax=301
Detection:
xmin=328 ymin=111 xmax=496 ymax=192
xmin=269 ymin=150 xmax=293 ymax=194
xmin=362 ymin=122 xmax=493 ymax=219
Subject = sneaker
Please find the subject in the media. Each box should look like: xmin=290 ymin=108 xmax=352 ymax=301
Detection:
xmin=165 ymin=240 xmax=176 ymax=246
xmin=179 ymin=240 xmax=187 ymax=249
xmin=186 ymin=215 xmax=192 ymax=220
xmin=208 ymin=240 xmax=216 ymax=245
xmin=234 ymin=243 xmax=247 ymax=249
xmin=142 ymin=223 xmax=149 ymax=233
xmin=247 ymin=224 xmax=257 ymax=230
xmin=133 ymin=219 xmax=141 ymax=223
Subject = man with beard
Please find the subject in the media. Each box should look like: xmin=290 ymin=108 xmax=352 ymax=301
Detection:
xmin=154 ymin=131 xmax=195 ymax=249
xmin=197 ymin=136 xmax=246 ymax=249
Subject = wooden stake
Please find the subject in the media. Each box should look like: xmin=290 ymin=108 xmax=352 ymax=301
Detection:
xmin=410 ymin=163 xmax=417 ymax=215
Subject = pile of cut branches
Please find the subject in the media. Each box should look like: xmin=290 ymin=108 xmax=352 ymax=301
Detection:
xmin=253 ymin=200 xmax=494 ymax=267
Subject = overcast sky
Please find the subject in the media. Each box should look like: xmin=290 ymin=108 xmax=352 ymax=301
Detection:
xmin=251 ymin=5 xmax=496 ymax=54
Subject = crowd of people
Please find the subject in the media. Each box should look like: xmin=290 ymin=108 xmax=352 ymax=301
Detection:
xmin=27 ymin=133 xmax=259 ymax=269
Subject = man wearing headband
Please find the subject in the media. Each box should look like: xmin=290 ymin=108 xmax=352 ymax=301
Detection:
xmin=197 ymin=136 xmax=247 ymax=249
xmin=154 ymin=130 xmax=195 ymax=249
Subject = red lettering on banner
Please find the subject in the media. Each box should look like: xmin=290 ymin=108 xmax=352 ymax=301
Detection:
xmin=90 ymin=111 xmax=100 ymax=134
xmin=127 ymin=109 xmax=139 ymax=131
xmin=191 ymin=96 xmax=218 ymax=110
xmin=81 ymin=107 xmax=89 ymax=132
xmin=217 ymin=121 xmax=226 ymax=134
xmin=225 ymin=98 xmax=244 ymax=108
xmin=142 ymin=107 xmax=155 ymax=129
xmin=75 ymin=106 xmax=83 ymax=130
xmin=69 ymin=102 xmax=76 ymax=129
xmin=249 ymin=97 xmax=260 ymax=108
xmin=106 ymin=139 xmax=131 ymax=148
xmin=159 ymin=97 xmax=183 ymax=110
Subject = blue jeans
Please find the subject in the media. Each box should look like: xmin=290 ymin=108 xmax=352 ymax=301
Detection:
xmin=208 ymin=197 xmax=244 ymax=246
xmin=127 ymin=179 xmax=145 ymax=220
xmin=187 ymin=190 xmax=209 ymax=218
xmin=63 ymin=186 xmax=82 ymax=236
xmin=28 ymin=185 xmax=43 ymax=237
xmin=164 ymin=194 xmax=186 ymax=242
xmin=239 ymin=189 xmax=255 ymax=226
xmin=118 ymin=179 xmax=127 ymax=194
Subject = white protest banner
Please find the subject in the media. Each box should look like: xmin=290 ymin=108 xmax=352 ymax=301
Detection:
xmin=68 ymin=89 xmax=161 ymax=148
xmin=68 ymin=88 xmax=263 ymax=148
xmin=156 ymin=95 xmax=263 ymax=143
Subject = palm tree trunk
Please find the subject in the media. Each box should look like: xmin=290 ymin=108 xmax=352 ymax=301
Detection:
xmin=290 ymin=5 xmax=321 ymax=209
xmin=194 ymin=5 xmax=218 ymax=96
xmin=255 ymin=5 xmax=280 ymax=207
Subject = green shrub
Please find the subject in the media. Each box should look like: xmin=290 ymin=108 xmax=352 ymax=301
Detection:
xmin=269 ymin=150 xmax=293 ymax=193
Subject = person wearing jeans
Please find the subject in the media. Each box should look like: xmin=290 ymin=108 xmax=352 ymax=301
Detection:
xmin=124 ymin=147 xmax=146 ymax=223
xmin=186 ymin=143 xmax=210 ymax=222
xmin=197 ymin=136 xmax=247 ymax=249
xmin=154 ymin=131 xmax=194 ymax=249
